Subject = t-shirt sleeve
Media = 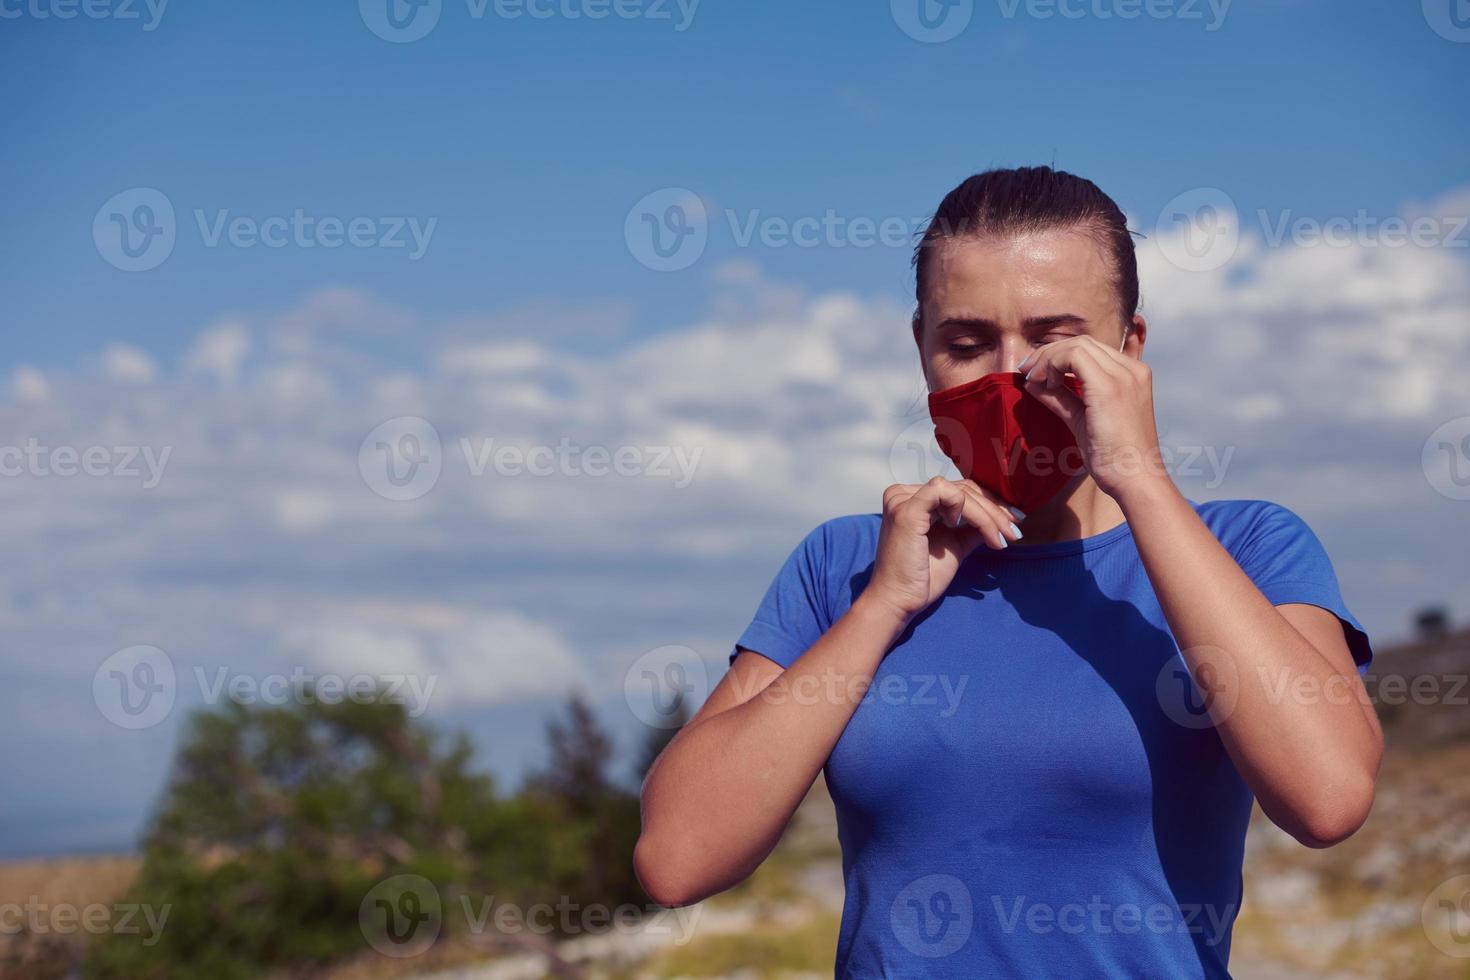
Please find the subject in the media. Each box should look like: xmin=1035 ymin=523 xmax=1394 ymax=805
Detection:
xmin=728 ymin=521 xmax=836 ymax=670
xmin=1232 ymin=502 xmax=1374 ymax=674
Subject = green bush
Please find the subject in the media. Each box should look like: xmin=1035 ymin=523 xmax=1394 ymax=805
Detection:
xmin=84 ymin=690 xmax=648 ymax=979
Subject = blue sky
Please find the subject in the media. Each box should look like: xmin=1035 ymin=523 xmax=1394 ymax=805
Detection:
xmin=5 ymin=0 xmax=1468 ymax=365
xmin=2 ymin=1 xmax=1468 ymax=856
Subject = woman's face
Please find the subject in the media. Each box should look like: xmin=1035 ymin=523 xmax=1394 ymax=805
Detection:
xmin=914 ymin=227 xmax=1143 ymax=392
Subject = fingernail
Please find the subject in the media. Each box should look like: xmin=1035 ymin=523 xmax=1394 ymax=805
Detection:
xmin=1009 ymin=522 xmax=1023 ymax=539
xmin=997 ymin=535 xmax=1008 ymax=548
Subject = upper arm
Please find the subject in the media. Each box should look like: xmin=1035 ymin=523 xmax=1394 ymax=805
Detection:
xmin=1231 ymin=502 xmax=1375 ymax=674
xmin=684 ymin=647 xmax=786 ymax=731
xmin=1275 ymin=602 xmax=1383 ymax=756
xmin=1274 ymin=602 xmax=1360 ymax=677
xmin=725 ymin=523 xmax=838 ymax=673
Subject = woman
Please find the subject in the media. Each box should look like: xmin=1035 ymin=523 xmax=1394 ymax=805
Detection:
xmin=634 ymin=166 xmax=1381 ymax=978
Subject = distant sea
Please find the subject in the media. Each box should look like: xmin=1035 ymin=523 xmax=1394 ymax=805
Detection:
xmin=0 ymin=807 xmax=142 ymax=860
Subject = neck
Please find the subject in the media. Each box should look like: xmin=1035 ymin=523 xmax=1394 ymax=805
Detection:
xmin=1014 ymin=476 xmax=1127 ymax=544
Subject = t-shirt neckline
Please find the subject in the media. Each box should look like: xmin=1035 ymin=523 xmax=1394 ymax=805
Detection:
xmin=989 ymin=517 xmax=1132 ymax=559
xmin=980 ymin=496 xmax=1199 ymax=559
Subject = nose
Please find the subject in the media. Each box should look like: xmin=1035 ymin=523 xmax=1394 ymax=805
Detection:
xmin=999 ymin=340 xmax=1028 ymax=375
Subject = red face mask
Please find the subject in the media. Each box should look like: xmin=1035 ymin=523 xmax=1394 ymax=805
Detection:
xmin=927 ymin=372 xmax=1087 ymax=515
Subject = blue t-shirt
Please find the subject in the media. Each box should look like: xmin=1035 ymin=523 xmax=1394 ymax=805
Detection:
xmin=729 ymin=498 xmax=1373 ymax=979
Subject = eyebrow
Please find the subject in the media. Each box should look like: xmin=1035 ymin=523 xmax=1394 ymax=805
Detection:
xmin=933 ymin=314 xmax=1089 ymax=333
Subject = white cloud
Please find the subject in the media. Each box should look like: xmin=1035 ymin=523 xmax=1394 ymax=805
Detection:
xmin=184 ymin=320 xmax=251 ymax=383
xmin=436 ymin=340 xmax=548 ymax=375
xmin=277 ymin=605 xmax=581 ymax=709
xmin=12 ymin=366 xmax=49 ymax=402
xmin=4 ymin=199 xmax=1470 ymax=826
xmin=101 ymin=343 xmax=157 ymax=384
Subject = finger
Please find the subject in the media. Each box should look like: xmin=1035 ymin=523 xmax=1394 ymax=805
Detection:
xmin=1021 ymin=341 xmax=1118 ymax=425
xmin=882 ymin=483 xmax=920 ymax=512
xmin=1071 ymin=333 xmax=1133 ymax=371
xmin=957 ymin=482 xmax=1024 ymax=543
xmin=917 ymin=480 xmax=1006 ymax=549
xmin=899 ymin=477 xmax=969 ymax=532
xmin=953 ymin=478 xmax=1026 ymax=528
xmin=1022 ymin=336 xmax=1126 ymax=388
xmin=958 ymin=489 xmax=1015 ymax=550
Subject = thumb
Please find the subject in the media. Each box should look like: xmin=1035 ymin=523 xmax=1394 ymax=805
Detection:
xmin=1023 ymin=375 xmax=1087 ymax=436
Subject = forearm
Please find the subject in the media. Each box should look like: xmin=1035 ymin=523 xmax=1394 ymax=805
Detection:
xmin=636 ymin=594 xmax=907 ymax=905
xmin=1117 ymin=478 xmax=1381 ymax=842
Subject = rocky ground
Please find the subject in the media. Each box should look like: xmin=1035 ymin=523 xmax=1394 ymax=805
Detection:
xmin=402 ymin=629 xmax=1470 ymax=980
xmin=5 ymin=630 xmax=1466 ymax=980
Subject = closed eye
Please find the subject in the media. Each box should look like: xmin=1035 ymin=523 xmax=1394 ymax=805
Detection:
xmin=948 ymin=341 xmax=992 ymax=356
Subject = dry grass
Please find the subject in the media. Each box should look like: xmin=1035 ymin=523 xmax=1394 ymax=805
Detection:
xmin=0 ymin=854 xmax=140 ymax=980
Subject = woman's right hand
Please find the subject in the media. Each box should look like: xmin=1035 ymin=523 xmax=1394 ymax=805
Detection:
xmin=863 ymin=477 xmax=1024 ymax=623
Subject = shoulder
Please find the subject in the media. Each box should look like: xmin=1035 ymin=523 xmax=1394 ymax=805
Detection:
xmin=1191 ymin=497 xmax=1341 ymax=585
xmin=791 ymin=512 xmax=883 ymax=565
xmin=1190 ymin=497 xmax=1316 ymax=547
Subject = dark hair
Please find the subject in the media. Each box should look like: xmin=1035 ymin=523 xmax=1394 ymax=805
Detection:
xmin=912 ymin=166 xmax=1139 ymax=328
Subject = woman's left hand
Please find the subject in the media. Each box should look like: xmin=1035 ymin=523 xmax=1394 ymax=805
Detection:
xmin=1016 ymin=336 xmax=1168 ymax=502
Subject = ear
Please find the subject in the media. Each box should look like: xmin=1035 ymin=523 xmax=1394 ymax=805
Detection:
xmin=1123 ymin=313 xmax=1147 ymax=357
xmin=911 ymin=312 xmax=930 ymax=388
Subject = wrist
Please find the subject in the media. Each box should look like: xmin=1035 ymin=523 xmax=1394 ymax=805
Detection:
xmin=1112 ymin=472 xmax=1182 ymax=513
xmin=851 ymin=589 xmax=916 ymax=638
